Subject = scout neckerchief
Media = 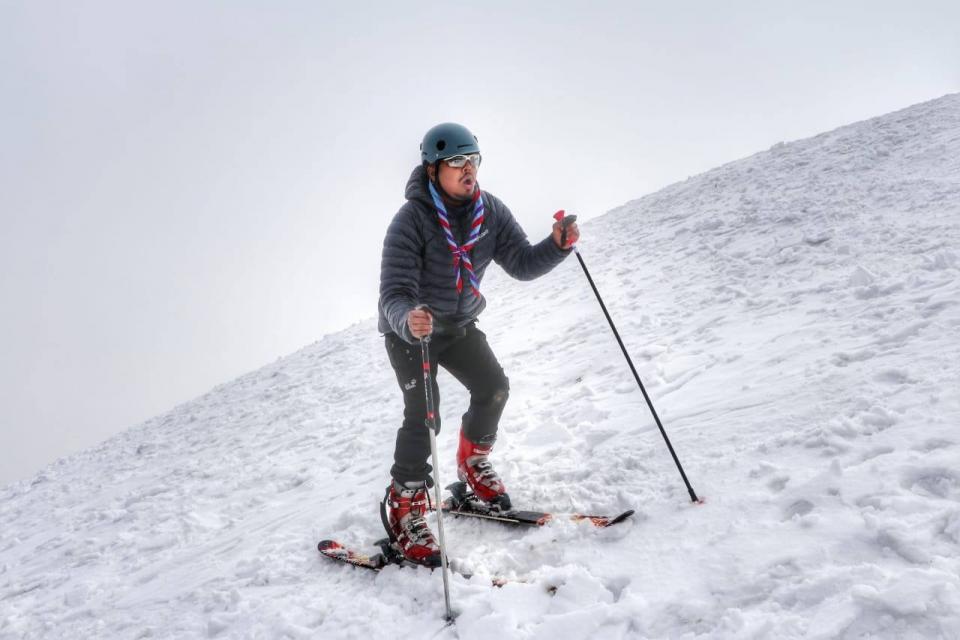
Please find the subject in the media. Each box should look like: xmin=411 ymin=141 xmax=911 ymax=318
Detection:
xmin=427 ymin=180 xmax=485 ymax=298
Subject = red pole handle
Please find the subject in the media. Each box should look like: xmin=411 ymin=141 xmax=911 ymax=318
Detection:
xmin=553 ymin=210 xmax=578 ymax=249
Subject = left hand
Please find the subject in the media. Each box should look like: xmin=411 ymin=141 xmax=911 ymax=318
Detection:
xmin=551 ymin=213 xmax=580 ymax=249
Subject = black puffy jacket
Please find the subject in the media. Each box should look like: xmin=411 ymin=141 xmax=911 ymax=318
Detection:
xmin=378 ymin=165 xmax=569 ymax=343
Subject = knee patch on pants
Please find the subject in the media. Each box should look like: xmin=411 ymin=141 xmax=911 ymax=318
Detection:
xmin=475 ymin=384 xmax=509 ymax=411
xmin=463 ymin=385 xmax=509 ymax=443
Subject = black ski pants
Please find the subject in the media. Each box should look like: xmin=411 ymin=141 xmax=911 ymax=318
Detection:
xmin=385 ymin=323 xmax=509 ymax=485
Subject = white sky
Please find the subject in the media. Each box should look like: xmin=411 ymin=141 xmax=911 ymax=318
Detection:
xmin=1 ymin=1 xmax=958 ymax=485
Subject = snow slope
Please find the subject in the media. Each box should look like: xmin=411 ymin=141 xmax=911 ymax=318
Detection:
xmin=2 ymin=94 xmax=959 ymax=639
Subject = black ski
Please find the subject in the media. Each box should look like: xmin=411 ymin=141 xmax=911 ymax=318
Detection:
xmin=440 ymin=481 xmax=635 ymax=528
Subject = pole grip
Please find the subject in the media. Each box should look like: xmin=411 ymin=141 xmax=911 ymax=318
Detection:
xmin=553 ymin=210 xmax=578 ymax=249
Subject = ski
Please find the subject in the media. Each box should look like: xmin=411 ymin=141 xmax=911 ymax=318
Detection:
xmin=317 ymin=538 xmax=511 ymax=587
xmin=317 ymin=539 xmax=389 ymax=572
xmin=440 ymin=481 xmax=635 ymax=528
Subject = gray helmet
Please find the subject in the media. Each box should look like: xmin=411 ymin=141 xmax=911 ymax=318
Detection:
xmin=420 ymin=123 xmax=480 ymax=163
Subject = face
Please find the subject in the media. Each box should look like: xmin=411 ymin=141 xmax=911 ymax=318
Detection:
xmin=431 ymin=156 xmax=479 ymax=200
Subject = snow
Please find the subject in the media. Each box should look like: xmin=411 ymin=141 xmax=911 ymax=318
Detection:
xmin=2 ymin=94 xmax=960 ymax=639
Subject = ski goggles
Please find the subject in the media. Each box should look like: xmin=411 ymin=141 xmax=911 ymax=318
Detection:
xmin=443 ymin=153 xmax=482 ymax=168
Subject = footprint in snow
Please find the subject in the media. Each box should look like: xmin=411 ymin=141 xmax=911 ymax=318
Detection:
xmin=873 ymin=369 xmax=916 ymax=385
xmin=941 ymin=511 xmax=960 ymax=544
xmin=830 ymin=349 xmax=876 ymax=368
xmin=783 ymin=499 xmax=815 ymax=521
xmin=767 ymin=476 xmax=790 ymax=493
xmin=584 ymin=429 xmax=618 ymax=448
xmin=749 ymin=462 xmax=789 ymax=492
xmin=920 ymin=299 xmax=956 ymax=318
xmin=901 ymin=468 xmax=960 ymax=500
xmin=913 ymin=438 xmax=954 ymax=453
xmin=919 ymin=250 xmax=957 ymax=271
xmin=857 ymin=407 xmax=898 ymax=433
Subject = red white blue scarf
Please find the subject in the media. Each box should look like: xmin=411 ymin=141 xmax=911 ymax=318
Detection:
xmin=428 ymin=181 xmax=485 ymax=297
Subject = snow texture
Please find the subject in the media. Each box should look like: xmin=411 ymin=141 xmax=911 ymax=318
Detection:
xmin=2 ymin=94 xmax=960 ymax=639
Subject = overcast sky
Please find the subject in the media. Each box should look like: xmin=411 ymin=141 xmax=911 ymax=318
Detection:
xmin=1 ymin=1 xmax=957 ymax=485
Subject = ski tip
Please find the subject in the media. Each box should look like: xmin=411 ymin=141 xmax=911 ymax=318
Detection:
xmin=605 ymin=509 xmax=635 ymax=527
xmin=318 ymin=539 xmax=342 ymax=552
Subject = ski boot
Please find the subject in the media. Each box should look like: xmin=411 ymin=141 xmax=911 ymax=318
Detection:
xmin=380 ymin=480 xmax=441 ymax=567
xmin=456 ymin=430 xmax=512 ymax=512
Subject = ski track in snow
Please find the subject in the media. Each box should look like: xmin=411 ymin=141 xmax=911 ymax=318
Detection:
xmin=2 ymin=94 xmax=960 ymax=639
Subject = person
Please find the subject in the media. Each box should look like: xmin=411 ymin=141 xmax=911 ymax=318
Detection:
xmin=377 ymin=122 xmax=580 ymax=566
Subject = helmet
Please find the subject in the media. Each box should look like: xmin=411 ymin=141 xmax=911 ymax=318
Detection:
xmin=420 ymin=123 xmax=480 ymax=164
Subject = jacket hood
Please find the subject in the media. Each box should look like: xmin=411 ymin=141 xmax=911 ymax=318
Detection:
xmin=404 ymin=165 xmax=433 ymax=207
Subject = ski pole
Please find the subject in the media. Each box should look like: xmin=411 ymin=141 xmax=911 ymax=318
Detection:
xmin=420 ymin=333 xmax=455 ymax=621
xmin=555 ymin=212 xmax=702 ymax=504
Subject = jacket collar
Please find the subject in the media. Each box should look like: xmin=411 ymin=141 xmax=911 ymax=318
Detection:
xmin=404 ymin=164 xmax=476 ymax=217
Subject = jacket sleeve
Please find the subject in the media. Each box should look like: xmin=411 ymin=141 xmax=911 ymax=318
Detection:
xmin=490 ymin=195 xmax=569 ymax=281
xmin=379 ymin=208 xmax=421 ymax=343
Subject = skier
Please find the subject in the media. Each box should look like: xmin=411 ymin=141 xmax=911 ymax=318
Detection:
xmin=378 ymin=123 xmax=580 ymax=566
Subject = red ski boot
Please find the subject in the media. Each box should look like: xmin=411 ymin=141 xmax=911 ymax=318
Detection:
xmin=381 ymin=481 xmax=441 ymax=567
xmin=456 ymin=430 xmax=512 ymax=512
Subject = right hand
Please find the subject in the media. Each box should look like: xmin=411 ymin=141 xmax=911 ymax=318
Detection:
xmin=552 ymin=210 xmax=580 ymax=249
xmin=407 ymin=307 xmax=433 ymax=339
